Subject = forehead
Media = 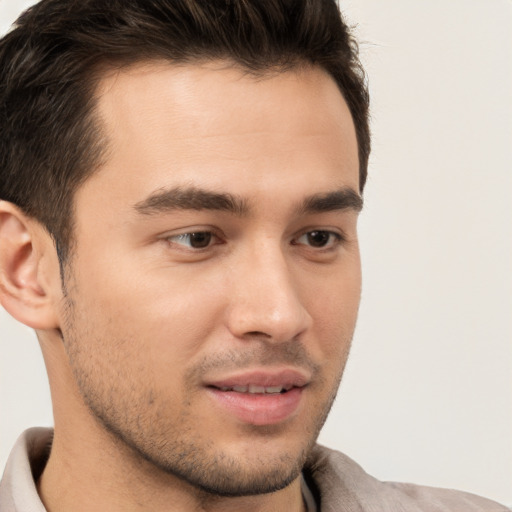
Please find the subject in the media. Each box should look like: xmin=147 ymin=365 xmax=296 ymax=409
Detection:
xmin=81 ymin=60 xmax=359 ymax=213
xmin=95 ymin=59 xmax=354 ymax=130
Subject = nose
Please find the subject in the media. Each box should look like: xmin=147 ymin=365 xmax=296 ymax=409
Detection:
xmin=225 ymin=244 xmax=312 ymax=343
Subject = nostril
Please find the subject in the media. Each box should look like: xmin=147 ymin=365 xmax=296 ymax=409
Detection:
xmin=245 ymin=331 xmax=272 ymax=338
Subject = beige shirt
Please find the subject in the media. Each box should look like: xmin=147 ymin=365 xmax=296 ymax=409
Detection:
xmin=0 ymin=428 xmax=509 ymax=512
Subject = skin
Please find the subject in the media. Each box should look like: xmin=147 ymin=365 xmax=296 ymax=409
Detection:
xmin=0 ymin=61 xmax=361 ymax=512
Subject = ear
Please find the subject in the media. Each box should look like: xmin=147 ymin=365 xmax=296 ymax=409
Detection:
xmin=0 ymin=200 xmax=61 ymax=329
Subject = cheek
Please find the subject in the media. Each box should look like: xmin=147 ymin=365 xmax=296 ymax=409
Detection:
xmin=305 ymin=263 xmax=361 ymax=356
xmin=72 ymin=246 xmax=225 ymax=329
xmin=73 ymin=262 xmax=230 ymax=385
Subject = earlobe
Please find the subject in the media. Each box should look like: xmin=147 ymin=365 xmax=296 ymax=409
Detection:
xmin=0 ymin=201 xmax=61 ymax=330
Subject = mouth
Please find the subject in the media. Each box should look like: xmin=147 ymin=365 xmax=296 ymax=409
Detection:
xmin=205 ymin=369 xmax=309 ymax=426
xmin=211 ymin=384 xmax=294 ymax=394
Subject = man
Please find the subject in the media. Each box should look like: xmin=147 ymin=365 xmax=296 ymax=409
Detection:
xmin=0 ymin=1 xmax=508 ymax=511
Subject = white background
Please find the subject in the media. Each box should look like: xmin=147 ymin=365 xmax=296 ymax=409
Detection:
xmin=1 ymin=0 xmax=511 ymax=506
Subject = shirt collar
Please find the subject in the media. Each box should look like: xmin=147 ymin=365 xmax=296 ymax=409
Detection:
xmin=0 ymin=428 xmax=50 ymax=512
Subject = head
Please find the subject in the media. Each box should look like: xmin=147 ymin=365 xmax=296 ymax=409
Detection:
xmin=0 ymin=0 xmax=369 ymax=500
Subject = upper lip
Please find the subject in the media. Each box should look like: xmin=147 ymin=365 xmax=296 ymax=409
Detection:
xmin=205 ymin=368 xmax=310 ymax=390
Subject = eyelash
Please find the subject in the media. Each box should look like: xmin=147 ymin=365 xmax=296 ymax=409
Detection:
xmin=165 ymin=229 xmax=345 ymax=251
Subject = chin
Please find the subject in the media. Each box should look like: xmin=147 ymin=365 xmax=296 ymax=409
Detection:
xmin=158 ymin=443 xmax=309 ymax=497
xmin=122 ymin=422 xmax=315 ymax=497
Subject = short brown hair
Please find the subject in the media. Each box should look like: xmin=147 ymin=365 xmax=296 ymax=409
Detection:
xmin=0 ymin=0 xmax=370 ymax=262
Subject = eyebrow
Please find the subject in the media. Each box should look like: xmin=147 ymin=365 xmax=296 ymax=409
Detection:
xmin=298 ymin=188 xmax=363 ymax=214
xmin=134 ymin=186 xmax=249 ymax=216
xmin=133 ymin=185 xmax=363 ymax=217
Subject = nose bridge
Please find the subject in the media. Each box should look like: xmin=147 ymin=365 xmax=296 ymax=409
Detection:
xmin=226 ymin=239 xmax=312 ymax=342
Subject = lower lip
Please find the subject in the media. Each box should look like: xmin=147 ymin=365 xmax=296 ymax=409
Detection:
xmin=207 ymin=387 xmax=303 ymax=426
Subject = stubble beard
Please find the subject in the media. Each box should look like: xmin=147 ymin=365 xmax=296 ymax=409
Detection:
xmin=84 ymin=382 xmax=342 ymax=498
xmin=60 ymin=294 xmax=350 ymax=498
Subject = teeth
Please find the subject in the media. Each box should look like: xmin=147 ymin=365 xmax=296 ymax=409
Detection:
xmin=265 ymin=386 xmax=284 ymax=394
xmin=218 ymin=385 xmax=286 ymax=394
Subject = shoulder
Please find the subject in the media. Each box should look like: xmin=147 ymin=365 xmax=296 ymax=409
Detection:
xmin=304 ymin=444 xmax=510 ymax=512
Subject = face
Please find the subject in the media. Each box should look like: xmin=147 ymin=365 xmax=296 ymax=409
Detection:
xmin=59 ymin=61 xmax=362 ymax=496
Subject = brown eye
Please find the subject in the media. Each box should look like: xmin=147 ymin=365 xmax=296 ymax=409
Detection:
xmin=188 ymin=232 xmax=212 ymax=248
xmin=294 ymin=230 xmax=342 ymax=249
xmin=167 ymin=232 xmax=213 ymax=248
xmin=306 ymin=231 xmax=330 ymax=247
